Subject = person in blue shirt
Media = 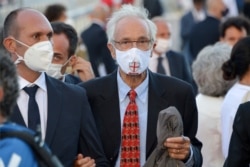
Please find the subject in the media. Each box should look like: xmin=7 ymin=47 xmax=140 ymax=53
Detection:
xmin=0 ymin=54 xmax=56 ymax=167
xmin=0 ymin=53 xmax=37 ymax=167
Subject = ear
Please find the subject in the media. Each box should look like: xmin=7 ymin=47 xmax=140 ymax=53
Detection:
xmin=107 ymin=43 xmax=116 ymax=59
xmin=3 ymin=37 xmax=16 ymax=54
xmin=152 ymin=42 xmax=156 ymax=49
xmin=0 ymin=87 xmax=3 ymax=103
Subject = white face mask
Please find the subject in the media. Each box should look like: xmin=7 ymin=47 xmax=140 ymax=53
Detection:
xmin=46 ymin=58 xmax=71 ymax=79
xmin=115 ymin=47 xmax=152 ymax=75
xmin=13 ymin=39 xmax=53 ymax=72
xmin=154 ymin=38 xmax=172 ymax=53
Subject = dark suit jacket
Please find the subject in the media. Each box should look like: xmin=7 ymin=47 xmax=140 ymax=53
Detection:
xmin=81 ymin=23 xmax=117 ymax=77
xmin=166 ymin=50 xmax=193 ymax=85
xmin=224 ymin=101 xmax=250 ymax=167
xmin=10 ymin=74 xmax=109 ymax=167
xmin=189 ymin=16 xmax=220 ymax=62
xmin=64 ymin=74 xmax=82 ymax=84
xmin=180 ymin=11 xmax=196 ymax=49
xmin=79 ymin=70 xmax=202 ymax=167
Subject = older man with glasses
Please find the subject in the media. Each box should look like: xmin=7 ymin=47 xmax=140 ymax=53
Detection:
xmin=80 ymin=4 xmax=202 ymax=167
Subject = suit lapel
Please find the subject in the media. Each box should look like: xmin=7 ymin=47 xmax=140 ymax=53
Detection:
xmin=44 ymin=75 xmax=63 ymax=145
xmin=146 ymin=71 xmax=169 ymax=158
xmin=99 ymin=72 xmax=121 ymax=156
xmin=166 ymin=51 xmax=175 ymax=76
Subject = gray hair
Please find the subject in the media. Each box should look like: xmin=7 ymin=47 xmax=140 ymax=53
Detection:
xmin=192 ymin=42 xmax=236 ymax=96
xmin=106 ymin=4 xmax=157 ymax=43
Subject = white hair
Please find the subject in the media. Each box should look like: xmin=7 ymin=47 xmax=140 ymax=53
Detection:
xmin=106 ymin=4 xmax=157 ymax=43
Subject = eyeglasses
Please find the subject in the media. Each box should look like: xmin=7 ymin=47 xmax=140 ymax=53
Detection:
xmin=112 ymin=39 xmax=153 ymax=51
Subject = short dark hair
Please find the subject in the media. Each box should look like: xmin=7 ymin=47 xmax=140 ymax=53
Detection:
xmin=220 ymin=16 xmax=250 ymax=38
xmin=0 ymin=54 xmax=19 ymax=118
xmin=222 ymin=37 xmax=250 ymax=80
xmin=193 ymin=0 xmax=205 ymax=4
xmin=2 ymin=8 xmax=27 ymax=39
xmin=51 ymin=22 xmax=78 ymax=58
xmin=44 ymin=4 xmax=66 ymax=22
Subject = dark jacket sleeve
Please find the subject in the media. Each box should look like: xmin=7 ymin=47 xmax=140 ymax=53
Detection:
xmin=224 ymin=102 xmax=250 ymax=167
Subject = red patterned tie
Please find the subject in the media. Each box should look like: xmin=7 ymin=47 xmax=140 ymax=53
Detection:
xmin=121 ymin=89 xmax=140 ymax=167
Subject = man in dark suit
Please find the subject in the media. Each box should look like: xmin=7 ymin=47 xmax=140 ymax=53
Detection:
xmin=81 ymin=3 xmax=117 ymax=77
xmin=48 ymin=22 xmax=95 ymax=84
xmin=180 ymin=0 xmax=206 ymax=51
xmin=80 ymin=5 xmax=202 ymax=167
xmin=224 ymin=101 xmax=250 ymax=167
xmin=188 ymin=0 xmax=227 ymax=65
xmin=150 ymin=16 xmax=193 ymax=86
xmin=180 ymin=0 xmax=206 ymax=66
xmin=2 ymin=8 xmax=108 ymax=167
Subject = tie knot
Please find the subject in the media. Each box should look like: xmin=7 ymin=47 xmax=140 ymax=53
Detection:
xmin=23 ymin=85 xmax=39 ymax=98
xmin=128 ymin=89 xmax=137 ymax=101
xmin=158 ymin=56 xmax=163 ymax=62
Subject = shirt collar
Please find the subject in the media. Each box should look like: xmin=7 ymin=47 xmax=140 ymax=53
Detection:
xmin=18 ymin=72 xmax=47 ymax=92
xmin=117 ymin=69 xmax=148 ymax=103
xmin=152 ymin=52 xmax=165 ymax=59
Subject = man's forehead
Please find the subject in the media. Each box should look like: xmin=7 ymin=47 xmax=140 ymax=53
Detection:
xmin=114 ymin=17 xmax=150 ymax=39
xmin=16 ymin=9 xmax=52 ymax=32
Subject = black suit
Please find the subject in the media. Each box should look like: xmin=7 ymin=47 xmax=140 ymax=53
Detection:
xmin=64 ymin=74 xmax=82 ymax=84
xmin=79 ymin=70 xmax=202 ymax=166
xmin=10 ymin=74 xmax=109 ymax=167
xmin=224 ymin=101 xmax=250 ymax=167
xmin=166 ymin=50 xmax=193 ymax=86
xmin=81 ymin=23 xmax=117 ymax=77
xmin=189 ymin=16 xmax=220 ymax=63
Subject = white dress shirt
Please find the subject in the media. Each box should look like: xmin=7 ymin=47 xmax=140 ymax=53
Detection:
xmin=17 ymin=72 xmax=48 ymax=140
xmin=221 ymin=82 xmax=250 ymax=158
xmin=191 ymin=8 xmax=206 ymax=22
xmin=148 ymin=52 xmax=171 ymax=76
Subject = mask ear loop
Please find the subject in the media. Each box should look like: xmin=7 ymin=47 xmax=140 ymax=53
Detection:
xmin=11 ymin=38 xmax=30 ymax=65
xmin=11 ymin=38 xmax=30 ymax=48
xmin=62 ymin=56 xmax=73 ymax=67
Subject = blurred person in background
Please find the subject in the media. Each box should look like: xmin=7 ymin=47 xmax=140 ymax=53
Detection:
xmin=180 ymin=0 xmax=206 ymax=54
xmin=188 ymin=0 xmax=228 ymax=66
xmin=243 ymin=0 xmax=250 ymax=20
xmin=142 ymin=0 xmax=163 ymax=18
xmin=48 ymin=22 xmax=95 ymax=83
xmin=44 ymin=3 xmax=74 ymax=26
xmin=192 ymin=42 xmax=235 ymax=167
xmin=221 ymin=36 xmax=250 ymax=159
xmin=81 ymin=2 xmax=117 ymax=77
xmin=150 ymin=16 xmax=193 ymax=86
xmin=219 ymin=16 xmax=250 ymax=47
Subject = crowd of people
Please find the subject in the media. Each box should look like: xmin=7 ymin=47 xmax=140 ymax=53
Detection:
xmin=1 ymin=0 xmax=250 ymax=167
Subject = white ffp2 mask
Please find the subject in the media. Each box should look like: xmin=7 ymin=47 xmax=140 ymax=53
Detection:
xmin=46 ymin=58 xmax=72 ymax=79
xmin=13 ymin=39 xmax=53 ymax=72
xmin=155 ymin=38 xmax=172 ymax=53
